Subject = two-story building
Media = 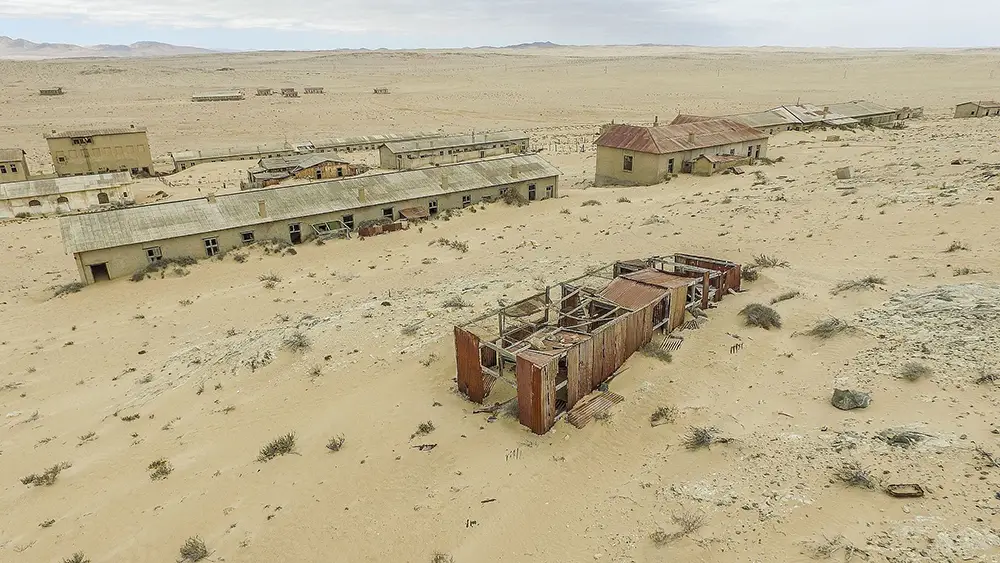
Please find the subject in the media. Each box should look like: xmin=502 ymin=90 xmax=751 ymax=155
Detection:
xmin=45 ymin=126 xmax=154 ymax=177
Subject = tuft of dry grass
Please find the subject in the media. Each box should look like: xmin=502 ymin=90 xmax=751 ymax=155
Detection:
xmin=62 ymin=553 xmax=90 ymax=563
xmin=259 ymin=272 xmax=281 ymax=283
xmin=501 ymin=188 xmax=529 ymax=207
xmin=945 ymin=241 xmax=969 ymax=252
xmin=835 ymin=461 xmax=877 ymax=489
xmin=805 ymin=318 xmax=852 ymax=339
xmin=682 ymin=426 xmax=717 ymax=450
xmin=617 ymin=196 xmax=631 ymax=203
xmin=770 ymin=291 xmax=801 ymax=304
xmin=651 ymin=510 xmax=706 ymax=546
xmin=431 ymin=238 xmax=469 ymax=253
xmin=21 ymin=461 xmax=72 ymax=487
xmin=832 ymin=275 xmax=885 ymax=294
xmin=751 ymin=254 xmax=789 ymax=268
xmin=179 ymin=536 xmax=208 ymax=562
xmin=740 ymin=303 xmax=782 ymax=330
xmin=431 ymin=553 xmax=454 ymax=563
xmin=52 ymin=282 xmax=85 ymax=297
xmin=326 ymin=435 xmax=346 ymax=452
xmin=650 ymin=406 xmax=678 ymax=426
xmin=581 ymin=199 xmax=602 ymax=207
xmin=411 ymin=420 xmax=436 ymax=439
xmin=901 ymin=362 xmax=932 ymax=381
xmin=975 ymin=367 xmax=999 ymax=385
xmin=257 ymin=432 xmax=296 ymax=462
xmin=741 ymin=266 xmax=760 ymax=282
xmin=641 ymin=342 xmax=673 ymax=363
xmin=442 ymin=296 xmax=470 ymax=309
xmin=148 ymin=458 xmax=173 ymax=480
xmin=284 ymin=331 xmax=310 ymax=351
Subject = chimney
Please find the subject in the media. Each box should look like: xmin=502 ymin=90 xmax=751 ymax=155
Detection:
xmin=823 ymin=106 xmax=830 ymax=115
xmin=441 ymin=174 xmax=449 ymax=189
xmin=654 ymin=115 xmax=659 ymax=126
xmin=688 ymin=132 xmax=696 ymax=143
xmin=206 ymin=193 xmax=216 ymax=203
xmin=510 ymin=164 xmax=519 ymax=179
xmin=257 ymin=200 xmax=266 ymax=218
xmin=358 ymin=187 xmax=366 ymax=203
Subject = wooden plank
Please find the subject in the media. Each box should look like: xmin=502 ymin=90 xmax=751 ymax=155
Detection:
xmin=579 ymin=338 xmax=593 ymax=397
xmin=541 ymin=356 xmax=559 ymax=433
xmin=566 ymin=345 xmax=582 ymax=409
xmin=516 ymin=355 xmax=544 ymax=435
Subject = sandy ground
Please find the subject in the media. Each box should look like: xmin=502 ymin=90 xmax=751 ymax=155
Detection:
xmin=2 ymin=47 xmax=1000 ymax=563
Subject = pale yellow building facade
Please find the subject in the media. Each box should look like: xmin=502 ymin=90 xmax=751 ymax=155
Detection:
xmin=45 ymin=127 xmax=154 ymax=177
xmin=0 ymin=149 xmax=29 ymax=183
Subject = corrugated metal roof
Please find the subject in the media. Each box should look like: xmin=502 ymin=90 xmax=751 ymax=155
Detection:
xmin=621 ymin=269 xmax=695 ymax=289
xmin=44 ymin=127 xmax=147 ymax=139
xmin=60 ymin=154 xmax=560 ymax=254
xmin=599 ymin=277 xmax=670 ymax=311
xmin=383 ymin=131 xmax=529 ymax=154
xmin=311 ymin=132 xmax=441 ymax=150
xmin=730 ymin=108 xmax=801 ymax=129
xmin=1 ymin=172 xmax=132 ymax=201
xmin=595 ymin=119 xmax=767 ymax=155
xmin=258 ymin=153 xmax=348 ymax=171
xmin=822 ymin=100 xmax=895 ymax=119
xmin=669 ymin=115 xmax=713 ymax=125
xmin=960 ymin=100 xmax=1000 ymax=108
xmin=170 ymin=132 xmax=441 ymax=163
xmin=0 ymin=148 xmax=25 ymax=162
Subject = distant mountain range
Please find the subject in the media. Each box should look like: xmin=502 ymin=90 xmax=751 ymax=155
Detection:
xmin=0 ymin=36 xmax=217 ymax=59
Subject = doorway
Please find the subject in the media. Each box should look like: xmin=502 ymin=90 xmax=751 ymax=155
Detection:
xmin=289 ymin=223 xmax=302 ymax=244
xmin=89 ymin=263 xmax=110 ymax=282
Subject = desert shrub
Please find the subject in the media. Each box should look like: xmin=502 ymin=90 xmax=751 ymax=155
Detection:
xmin=975 ymin=367 xmax=999 ymax=385
xmin=326 ymin=435 xmax=346 ymax=452
xmin=651 ymin=510 xmax=706 ymax=546
xmin=121 ymin=413 xmax=141 ymax=421
xmin=835 ymin=462 xmax=877 ymax=489
xmin=641 ymin=342 xmax=673 ymax=363
xmin=559 ymin=208 xmax=571 ymax=214
xmin=617 ymin=196 xmax=631 ymax=203
xmin=832 ymin=275 xmax=885 ymax=294
xmin=411 ymin=421 xmax=435 ymax=439
xmin=740 ymin=303 xmax=782 ymax=329
xmin=179 ymin=536 xmax=208 ymax=561
xmin=682 ymin=426 xmax=717 ymax=450
xmin=232 ymin=252 xmax=248 ymax=263
xmin=741 ymin=266 xmax=760 ymax=282
xmin=62 ymin=553 xmax=90 ymax=563
xmin=284 ymin=331 xmax=310 ymax=351
xmin=53 ymin=282 xmax=85 ymax=297
xmin=751 ymin=254 xmax=789 ymax=268
xmin=431 ymin=553 xmax=454 ymax=563
xmin=901 ymin=362 xmax=932 ymax=381
xmin=148 ymin=458 xmax=173 ymax=480
xmin=770 ymin=291 xmax=800 ymax=304
xmin=131 ymin=257 xmax=198 ymax=282
xmin=945 ymin=241 xmax=969 ymax=252
xmin=257 ymin=433 xmax=296 ymax=462
xmin=432 ymin=238 xmax=469 ymax=253
xmin=650 ymin=406 xmax=678 ymax=425
xmin=501 ymin=188 xmax=528 ymax=207
xmin=21 ymin=461 xmax=72 ymax=487
xmin=581 ymin=199 xmax=601 ymax=207
xmin=805 ymin=318 xmax=851 ymax=339
xmin=442 ymin=296 xmax=470 ymax=309
xmin=259 ymin=272 xmax=281 ymax=283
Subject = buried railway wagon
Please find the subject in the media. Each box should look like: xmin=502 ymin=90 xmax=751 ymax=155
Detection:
xmin=455 ymin=254 xmax=741 ymax=434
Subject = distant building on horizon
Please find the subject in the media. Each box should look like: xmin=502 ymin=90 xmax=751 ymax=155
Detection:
xmin=955 ymin=100 xmax=1000 ymax=118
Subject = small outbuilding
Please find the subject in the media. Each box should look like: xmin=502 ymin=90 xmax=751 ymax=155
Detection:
xmin=303 ymin=87 xmax=324 ymax=94
xmin=379 ymin=131 xmax=529 ymax=170
xmin=692 ymin=154 xmax=749 ymax=176
xmin=955 ymin=101 xmax=1000 ymax=118
xmin=0 ymin=148 xmax=29 ymax=183
xmin=40 ymin=87 xmax=64 ymax=96
xmin=256 ymin=88 xmax=273 ymax=96
xmin=191 ymin=91 xmax=245 ymax=102
xmin=281 ymin=88 xmax=299 ymax=98
xmin=245 ymin=154 xmax=358 ymax=189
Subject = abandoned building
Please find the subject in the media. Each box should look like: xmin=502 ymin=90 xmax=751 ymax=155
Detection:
xmin=45 ymin=126 xmax=153 ymax=177
xmin=191 ymin=91 xmax=245 ymax=102
xmin=373 ymin=87 xmax=390 ymax=94
xmin=169 ymin=132 xmax=441 ymax=171
xmin=0 ymin=149 xmax=29 ymax=183
xmin=303 ymin=87 xmax=324 ymax=94
xmin=379 ymin=131 xmax=530 ymax=170
xmin=281 ymin=88 xmax=299 ymax=98
xmin=595 ymin=119 xmax=768 ymax=186
xmin=671 ymin=100 xmax=918 ymax=135
xmin=244 ymin=154 xmax=359 ymax=189
xmin=955 ymin=101 xmax=1000 ymax=118
xmin=40 ymin=87 xmax=64 ymax=96
xmin=455 ymin=254 xmax=742 ymax=434
xmin=256 ymin=88 xmax=273 ymax=96
xmin=1 ymin=172 xmax=133 ymax=219
xmin=60 ymin=154 xmax=560 ymax=284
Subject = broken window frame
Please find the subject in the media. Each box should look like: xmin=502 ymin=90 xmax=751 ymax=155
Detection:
xmin=623 ymin=154 xmax=633 ymax=172
xmin=240 ymin=231 xmax=255 ymax=244
xmin=462 ymin=195 xmax=472 ymax=207
xmin=145 ymin=246 xmax=163 ymax=263
xmin=203 ymin=237 xmax=220 ymax=257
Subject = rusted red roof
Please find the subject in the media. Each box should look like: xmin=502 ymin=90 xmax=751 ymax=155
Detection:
xmin=595 ymin=119 xmax=767 ymax=155
xmin=599 ymin=277 xmax=670 ymax=310
xmin=621 ymin=269 xmax=695 ymax=289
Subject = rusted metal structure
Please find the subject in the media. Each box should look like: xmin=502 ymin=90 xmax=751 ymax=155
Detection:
xmin=455 ymin=253 xmax=741 ymax=434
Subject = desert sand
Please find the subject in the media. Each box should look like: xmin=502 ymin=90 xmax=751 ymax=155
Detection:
xmin=1 ymin=47 xmax=1000 ymax=563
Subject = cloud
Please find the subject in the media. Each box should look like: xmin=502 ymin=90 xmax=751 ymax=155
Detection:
xmin=0 ymin=0 xmax=997 ymax=47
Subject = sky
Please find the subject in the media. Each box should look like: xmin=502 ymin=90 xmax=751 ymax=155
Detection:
xmin=1 ymin=0 xmax=999 ymax=50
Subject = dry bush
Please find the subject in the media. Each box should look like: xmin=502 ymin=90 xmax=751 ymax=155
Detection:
xmin=740 ymin=303 xmax=782 ymax=330
xmin=683 ymin=426 xmax=717 ymax=450
xmin=179 ymin=536 xmax=208 ymax=562
xmin=411 ymin=421 xmax=435 ymax=439
xmin=326 ymin=435 xmax=346 ymax=452
xmin=945 ymin=241 xmax=969 ymax=252
xmin=652 ymin=510 xmax=706 ymax=546
xmin=805 ymin=318 xmax=851 ymax=339
xmin=559 ymin=208 xmax=571 ymax=214
xmin=259 ymin=272 xmax=281 ymax=283
xmin=832 ymin=275 xmax=885 ymax=294
xmin=617 ymin=196 xmax=631 ymax=203
xmin=78 ymin=431 xmax=97 ymax=444
xmin=975 ymin=367 xmax=1000 ymax=385
xmin=431 ymin=553 xmax=454 ymax=563
xmin=835 ymin=462 xmax=877 ymax=489
xmin=741 ymin=266 xmax=760 ymax=282
xmin=501 ymin=188 xmax=529 ymax=207
xmin=40 ymin=519 xmax=55 ymax=528
xmin=650 ymin=528 xmax=672 ymax=547
xmin=21 ymin=461 xmax=72 ymax=487
xmin=442 ymin=296 xmax=470 ymax=309
xmin=419 ymin=353 xmax=439 ymax=367
xmin=650 ymin=406 xmax=678 ymax=425
xmin=581 ymin=199 xmax=602 ymax=206
xmin=257 ymin=433 xmax=296 ymax=462
xmin=231 ymin=252 xmax=248 ymax=263
xmin=178 ymin=299 xmax=193 ymax=306
xmin=432 ymin=238 xmax=469 ymax=253
xmin=641 ymin=342 xmax=673 ymax=363
xmin=953 ymin=267 xmax=987 ymax=276
xmin=62 ymin=553 xmax=90 ymax=563
xmin=148 ymin=458 xmax=173 ymax=480
xmin=752 ymin=254 xmax=789 ymax=268
xmin=121 ymin=413 xmax=141 ymax=421
xmin=52 ymin=282 xmax=85 ymax=297
xmin=284 ymin=331 xmax=310 ymax=351
xmin=131 ymin=257 xmax=197 ymax=282
xmin=901 ymin=362 xmax=932 ymax=381
xmin=770 ymin=291 xmax=801 ymax=304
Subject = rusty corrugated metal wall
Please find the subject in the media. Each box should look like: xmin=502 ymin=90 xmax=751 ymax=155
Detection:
xmin=516 ymin=356 xmax=545 ymax=435
xmin=674 ymin=254 xmax=742 ymax=298
xmin=454 ymin=327 xmax=486 ymax=403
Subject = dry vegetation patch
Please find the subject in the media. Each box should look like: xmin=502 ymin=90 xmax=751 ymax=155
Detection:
xmin=21 ymin=461 xmax=72 ymax=487
xmin=740 ymin=303 xmax=782 ymax=329
xmin=832 ymin=275 xmax=885 ymax=294
xmin=257 ymin=433 xmax=296 ymax=462
xmin=179 ymin=536 xmax=208 ymax=562
xmin=805 ymin=318 xmax=852 ymax=339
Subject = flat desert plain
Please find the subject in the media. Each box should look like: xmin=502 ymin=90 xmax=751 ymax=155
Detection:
xmin=1 ymin=47 xmax=1000 ymax=563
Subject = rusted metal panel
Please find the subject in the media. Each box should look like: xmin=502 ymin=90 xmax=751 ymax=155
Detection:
xmin=599 ymin=278 xmax=669 ymax=310
xmin=596 ymin=119 xmax=767 ymax=155
xmin=673 ymin=253 xmax=742 ymax=295
xmin=578 ymin=338 xmax=594 ymax=399
xmin=622 ymin=269 xmax=695 ymax=290
xmin=454 ymin=327 xmax=485 ymax=403
xmin=516 ymin=355 xmax=544 ymax=435
xmin=670 ymin=286 xmax=687 ymax=331
xmin=358 ymin=225 xmax=382 ymax=237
